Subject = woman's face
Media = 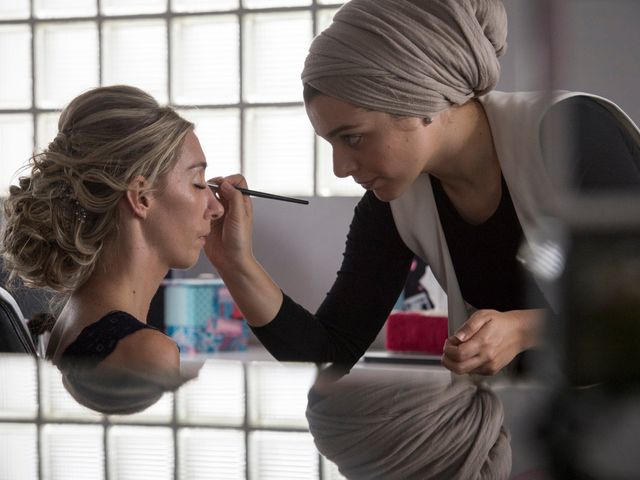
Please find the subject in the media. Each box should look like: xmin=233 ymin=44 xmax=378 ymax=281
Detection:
xmin=306 ymin=94 xmax=440 ymax=202
xmin=146 ymin=131 xmax=223 ymax=269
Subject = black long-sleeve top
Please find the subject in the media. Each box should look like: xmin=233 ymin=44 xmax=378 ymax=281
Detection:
xmin=252 ymin=96 xmax=640 ymax=365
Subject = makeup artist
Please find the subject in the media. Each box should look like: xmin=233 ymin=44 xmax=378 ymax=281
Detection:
xmin=206 ymin=0 xmax=640 ymax=375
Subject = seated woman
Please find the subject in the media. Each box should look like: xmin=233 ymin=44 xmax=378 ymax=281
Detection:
xmin=1 ymin=85 xmax=220 ymax=413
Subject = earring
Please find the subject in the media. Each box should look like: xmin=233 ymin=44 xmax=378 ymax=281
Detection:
xmin=423 ymin=117 xmax=432 ymax=125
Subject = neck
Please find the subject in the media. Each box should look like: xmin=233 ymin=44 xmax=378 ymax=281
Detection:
xmin=74 ymin=266 xmax=165 ymax=324
xmin=423 ymin=99 xmax=504 ymax=225
xmin=67 ymin=236 xmax=169 ymax=326
xmin=429 ymin=99 xmax=500 ymax=194
xmin=47 ymin=222 xmax=169 ymax=362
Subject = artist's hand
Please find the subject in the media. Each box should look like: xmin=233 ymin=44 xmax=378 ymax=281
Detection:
xmin=441 ymin=309 xmax=544 ymax=375
xmin=204 ymin=174 xmax=254 ymax=272
xmin=203 ymin=175 xmax=283 ymax=328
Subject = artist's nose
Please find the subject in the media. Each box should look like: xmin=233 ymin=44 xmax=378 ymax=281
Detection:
xmin=333 ymin=150 xmax=358 ymax=178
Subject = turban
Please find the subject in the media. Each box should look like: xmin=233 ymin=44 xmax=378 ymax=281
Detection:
xmin=306 ymin=370 xmax=511 ymax=479
xmin=302 ymin=0 xmax=507 ymax=117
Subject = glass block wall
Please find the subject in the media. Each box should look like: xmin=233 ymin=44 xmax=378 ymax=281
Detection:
xmin=0 ymin=0 xmax=361 ymax=197
xmin=0 ymin=353 xmax=346 ymax=479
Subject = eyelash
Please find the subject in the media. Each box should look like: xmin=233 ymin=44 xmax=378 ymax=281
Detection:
xmin=194 ymin=184 xmax=207 ymax=190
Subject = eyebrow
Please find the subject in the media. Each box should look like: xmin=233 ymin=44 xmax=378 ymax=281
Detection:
xmin=326 ymin=124 xmax=359 ymax=138
xmin=188 ymin=161 xmax=207 ymax=170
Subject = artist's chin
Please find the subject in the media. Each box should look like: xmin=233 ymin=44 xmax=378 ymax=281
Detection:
xmin=372 ymin=185 xmax=403 ymax=203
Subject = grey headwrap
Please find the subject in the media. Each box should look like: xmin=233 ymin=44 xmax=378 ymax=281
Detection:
xmin=302 ymin=0 xmax=508 ymax=117
xmin=306 ymin=372 xmax=511 ymax=480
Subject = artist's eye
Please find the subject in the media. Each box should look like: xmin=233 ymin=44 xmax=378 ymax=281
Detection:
xmin=342 ymin=134 xmax=363 ymax=147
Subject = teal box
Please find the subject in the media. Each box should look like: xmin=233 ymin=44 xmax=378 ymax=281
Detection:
xmin=163 ymin=278 xmax=247 ymax=355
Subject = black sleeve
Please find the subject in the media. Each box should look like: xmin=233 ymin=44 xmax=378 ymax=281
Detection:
xmin=251 ymin=191 xmax=414 ymax=365
xmin=540 ymin=96 xmax=640 ymax=192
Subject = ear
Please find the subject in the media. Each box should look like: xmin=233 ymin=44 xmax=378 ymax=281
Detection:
xmin=124 ymin=175 xmax=153 ymax=219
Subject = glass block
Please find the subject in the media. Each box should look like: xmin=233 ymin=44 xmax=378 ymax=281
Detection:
xmin=178 ymin=428 xmax=245 ymax=480
xmin=316 ymin=135 xmax=361 ymax=197
xmin=171 ymin=15 xmax=239 ymax=105
xmin=102 ymin=19 xmax=167 ymax=104
xmin=34 ymin=0 xmax=97 ymax=18
xmin=243 ymin=11 xmax=312 ymax=103
xmin=0 ymin=113 xmax=33 ymax=196
xmin=35 ymin=22 xmax=99 ymax=109
xmin=108 ymin=426 xmax=174 ymax=480
xmin=36 ymin=112 xmax=62 ymax=152
xmin=108 ymin=391 xmax=173 ymax=424
xmin=41 ymin=424 xmax=105 ymax=480
xmin=39 ymin=361 xmax=104 ymax=421
xmin=178 ymin=108 xmax=241 ymax=180
xmin=176 ymin=360 xmax=244 ymax=426
xmin=0 ymin=354 xmax=37 ymax=420
xmin=322 ymin=456 xmax=347 ymax=480
xmin=247 ymin=361 xmax=316 ymax=428
xmin=171 ymin=0 xmax=238 ymax=13
xmin=0 ymin=0 xmax=29 ymax=19
xmin=101 ymin=0 xmax=166 ymax=16
xmin=0 ymin=424 xmax=38 ymax=480
xmin=0 ymin=25 xmax=31 ymax=108
xmin=316 ymin=7 xmax=340 ymax=33
xmin=249 ymin=431 xmax=318 ymax=480
xmin=244 ymin=106 xmax=313 ymax=196
xmin=244 ymin=0 xmax=310 ymax=7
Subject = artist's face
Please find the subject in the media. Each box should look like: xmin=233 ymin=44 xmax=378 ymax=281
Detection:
xmin=147 ymin=131 xmax=224 ymax=269
xmin=306 ymin=94 xmax=439 ymax=202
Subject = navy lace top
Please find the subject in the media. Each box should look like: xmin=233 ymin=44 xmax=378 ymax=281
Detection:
xmin=56 ymin=311 xmax=174 ymax=415
xmin=59 ymin=311 xmax=159 ymax=371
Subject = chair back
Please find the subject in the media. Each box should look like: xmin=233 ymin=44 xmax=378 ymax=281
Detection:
xmin=0 ymin=286 xmax=37 ymax=355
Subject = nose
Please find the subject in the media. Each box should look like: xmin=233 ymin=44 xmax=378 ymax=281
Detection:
xmin=333 ymin=149 xmax=358 ymax=178
xmin=206 ymin=185 xmax=225 ymax=220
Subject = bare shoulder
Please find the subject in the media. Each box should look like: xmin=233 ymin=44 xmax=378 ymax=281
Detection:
xmin=99 ymin=328 xmax=181 ymax=387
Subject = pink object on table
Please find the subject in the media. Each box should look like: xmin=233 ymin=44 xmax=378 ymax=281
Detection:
xmin=385 ymin=311 xmax=448 ymax=355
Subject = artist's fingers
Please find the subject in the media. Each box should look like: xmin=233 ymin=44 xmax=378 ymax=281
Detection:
xmin=442 ymin=334 xmax=482 ymax=362
xmin=441 ymin=351 xmax=486 ymax=375
xmin=220 ymin=174 xmax=248 ymax=190
xmin=452 ymin=310 xmax=496 ymax=342
xmin=212 ymin=175 xmax=252 ymax=221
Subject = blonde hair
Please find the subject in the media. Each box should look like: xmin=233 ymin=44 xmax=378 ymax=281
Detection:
xmin=1 ymin=85 xmax=193 ymax=294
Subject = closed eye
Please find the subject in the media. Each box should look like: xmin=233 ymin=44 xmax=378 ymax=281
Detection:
xmin=194 ymin=184 xmax=207 ymax=190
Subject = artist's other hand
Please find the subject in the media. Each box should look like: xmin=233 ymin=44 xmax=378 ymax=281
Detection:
xmin=204 ymin=174 xmax=254 ymax=271
xmin=441 ymin=309 xmax=543 ymax=375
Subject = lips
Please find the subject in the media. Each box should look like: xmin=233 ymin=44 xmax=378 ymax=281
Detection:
xmin=356 ymin=179 xmax=377 ymax=189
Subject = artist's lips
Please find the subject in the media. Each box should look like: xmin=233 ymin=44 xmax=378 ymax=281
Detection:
xmin=356 ymin=179 xmax=377 ymax=189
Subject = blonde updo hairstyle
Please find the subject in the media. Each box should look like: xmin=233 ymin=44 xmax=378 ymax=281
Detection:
xmin=1 ymin=85 xmax=193 ymax=295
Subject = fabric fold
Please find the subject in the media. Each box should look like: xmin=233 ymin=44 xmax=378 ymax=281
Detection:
xmin=302 ymin=0 xmax=507 ymax=117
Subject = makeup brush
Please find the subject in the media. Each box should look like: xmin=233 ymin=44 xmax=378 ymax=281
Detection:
xmin=207 ymin=183 xmax=309 ymax=205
